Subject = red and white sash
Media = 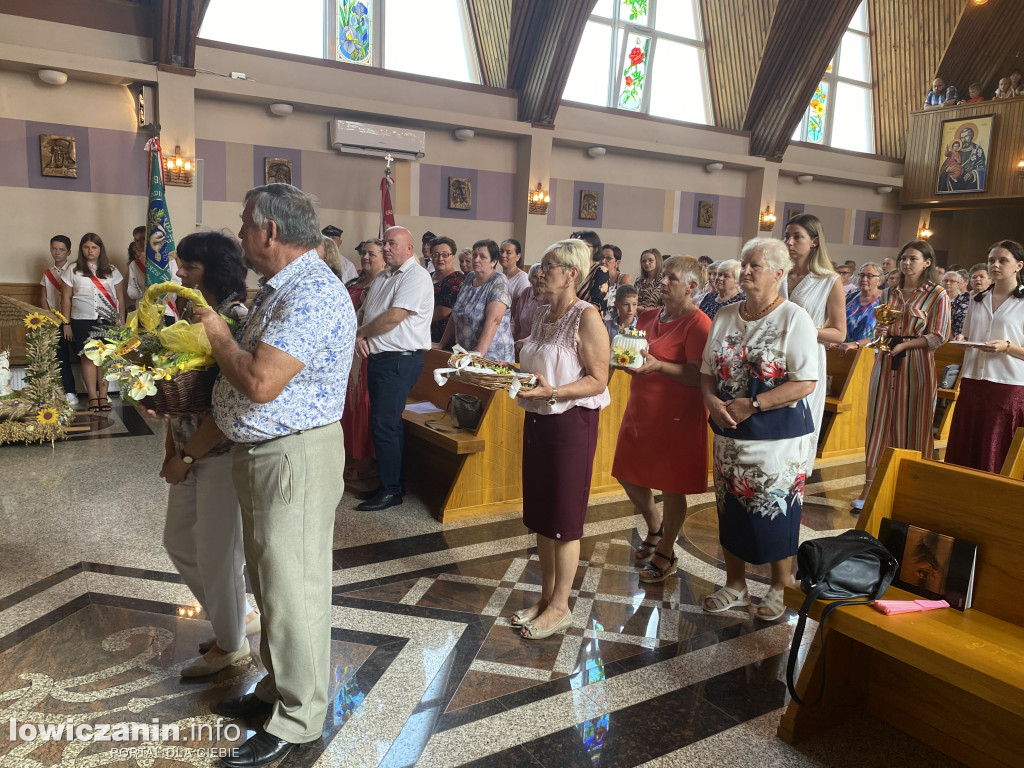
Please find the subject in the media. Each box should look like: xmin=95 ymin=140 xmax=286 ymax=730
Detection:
xmin=89 ymin=275 xmax=118 ymax=312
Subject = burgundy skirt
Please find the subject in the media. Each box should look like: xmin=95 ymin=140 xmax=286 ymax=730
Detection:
xmin=945 ymin=378 xmax=1024 ymax=473
xmin=522 ymin=407 xmax=599 ymax=541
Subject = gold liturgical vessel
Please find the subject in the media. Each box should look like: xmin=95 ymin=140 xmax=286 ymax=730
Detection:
xmin=867 ymin=304 xmax=903 ymax=352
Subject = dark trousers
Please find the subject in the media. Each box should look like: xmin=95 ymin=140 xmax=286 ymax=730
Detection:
xmin=366 ymin=353 xmax=424 ymax=494
xmin=56 ymin=334 xmax=76 ymax=394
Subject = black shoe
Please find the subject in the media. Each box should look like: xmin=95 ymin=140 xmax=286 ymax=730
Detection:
xmin=356 ymin=486 xmax=382 ymax=501
xmin=215 ymin=693 xmax=274 ymax=720
xmin=221 ymin=731 xmax=303 ymax=767
xmin=356 ymin=492 xmax=404 ymax=511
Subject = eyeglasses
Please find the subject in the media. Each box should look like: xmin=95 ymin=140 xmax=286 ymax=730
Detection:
xmin=537 ymin=262 xmax=568 ymax=272
xmin=857 ymin=273 xmax=880 ymax=279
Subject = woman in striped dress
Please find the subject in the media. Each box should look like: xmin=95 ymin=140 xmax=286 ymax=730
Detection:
xmin=852 ymin=240 xmax=951 ymax=511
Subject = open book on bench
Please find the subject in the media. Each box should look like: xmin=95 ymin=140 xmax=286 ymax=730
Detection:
xmin=878 ymin=518 xmax=978 ymax=610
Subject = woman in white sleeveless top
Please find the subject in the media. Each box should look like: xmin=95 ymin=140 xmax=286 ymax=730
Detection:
xmin=778 ymin=214 xmax=846 ymax=468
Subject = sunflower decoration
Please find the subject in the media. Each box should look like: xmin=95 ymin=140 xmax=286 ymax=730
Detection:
xmin=36 ymin=407 xmax=59 ymax=424
xmin=24 ymin=312 xmax=51 ymax=329
xmin=52 ymin=309 xmax=68 ymax=324
xmin=612 ymin=348 xmax=636 ymax=367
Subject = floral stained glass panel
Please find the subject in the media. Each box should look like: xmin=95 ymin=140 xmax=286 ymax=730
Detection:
xmin=806 ymin=81 xmax=828 ymax=143
xmin=617 ymin=35 xmax=650 ymax=111
xmin=620 ymin=0 xmax=648 ymax=25
xmin=338 ymin=0 xmax=372 ymax=64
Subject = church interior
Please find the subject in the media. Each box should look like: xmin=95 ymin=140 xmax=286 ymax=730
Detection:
xmin=1 ymin=1 xmax=1023 ymax=766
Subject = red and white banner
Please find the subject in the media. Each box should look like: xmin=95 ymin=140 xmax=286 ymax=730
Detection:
xmin=379 ymin=174 xmax=396 ymax=238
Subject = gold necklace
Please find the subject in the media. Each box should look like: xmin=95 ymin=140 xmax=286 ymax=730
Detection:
xmin=741 ymin=294 xmax=782 ymax=321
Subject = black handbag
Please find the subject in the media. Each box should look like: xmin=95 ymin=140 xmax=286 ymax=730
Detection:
xmin=426 ymin=394 xmax=483 ymax=433
xmin=785 ymin=530 xmax=899 ymax=706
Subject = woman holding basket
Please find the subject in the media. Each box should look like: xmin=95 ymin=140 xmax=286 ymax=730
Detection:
xmin=513 ymin=239 xmax=610 ymax=639
xmin=157 ymin=231 xmax=261 ymax=676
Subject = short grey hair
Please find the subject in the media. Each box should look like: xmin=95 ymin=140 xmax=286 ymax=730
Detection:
xmin=717 ymin=259 xmax=741 ymax=281
xmin=547 ymin=239 xmax=591 ymax=290
xmin=740 ymin=238 xmax=790 ymax=277
xmin=662 ymin=254 xmax=705 ymax=288
xmin=859 ymin=261 xmax=882 ymax=277
xmin=244 ymin=183 xmax=322 ymax=250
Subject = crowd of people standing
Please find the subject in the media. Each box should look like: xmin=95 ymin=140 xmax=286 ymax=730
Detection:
xmin=36 ymin=183 xmax=1023 ymax=765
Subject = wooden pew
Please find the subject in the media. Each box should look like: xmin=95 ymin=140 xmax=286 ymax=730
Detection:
xmin=933 ymin=342 xmax=966 ymax=446
xmin=999 ymin=427 xmax=1024 ymax=480
xmin=817 ymin=345 xmax=873 ymax=459
xmin=778 ymin=448 xmax=1024 ymax=767
xmin=403 ymin=350 xmax=633 ymax=523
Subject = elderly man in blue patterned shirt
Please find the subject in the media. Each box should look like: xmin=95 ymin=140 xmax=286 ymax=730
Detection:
xmin=194 ymin=183 xmax=355 ymax=768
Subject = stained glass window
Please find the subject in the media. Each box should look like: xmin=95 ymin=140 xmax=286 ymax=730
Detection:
xmin=337 ymin=0 xmax=372 ymax=64
xmin=617 ymin=35 xmax=650 ymax=111
xmin=806 ymin=82 xmax=828 ymax=143
xmin=564 ymin=0 xmax=709 ymax=125
xmin=620 ymin=0 xmax=648 ymax=25
xmin=793 ymin=0 xmax=873 ymax=152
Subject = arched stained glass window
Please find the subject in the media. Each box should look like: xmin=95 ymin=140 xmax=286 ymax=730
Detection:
xmin=792 ymin=1 xmax=874 ymax=153
xmin=563 ymin=0 xmax=712 ymax=126
xmin=198 ymin=0 xmax=479 ymax=85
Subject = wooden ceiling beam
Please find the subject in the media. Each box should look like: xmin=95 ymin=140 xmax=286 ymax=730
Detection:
xmin=701 ymin=0 xmax=779 ymax=132
xmin=743 ymin=0 xmax=861 ymax=159
xmin=152 ymin=0 xmax=211 ymax=74
xmin=466 ymin=0 xmax=512 ymax=89
xmin=936 ymin=0 xmax=1024 ymax=98
xmin=509 ymin=0 xmax=597 ymax=125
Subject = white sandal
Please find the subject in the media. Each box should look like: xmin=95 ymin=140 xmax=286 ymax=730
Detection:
xmin=756 ymin=587 xmax=787 ymax=620
xmin=703 ymin=585 xmax=751 ymax=613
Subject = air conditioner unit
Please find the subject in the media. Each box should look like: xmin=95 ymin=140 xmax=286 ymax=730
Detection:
xmin=329 ymin=119 xmax=425 ymax=159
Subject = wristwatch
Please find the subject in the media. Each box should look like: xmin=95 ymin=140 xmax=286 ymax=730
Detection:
xmin=752 ymin=398 xmax=762 ymax=412
xmin=179 ymin=450 xmax=195 ymax=465
xmin=546 ymin=387 xmax=558 ymax=406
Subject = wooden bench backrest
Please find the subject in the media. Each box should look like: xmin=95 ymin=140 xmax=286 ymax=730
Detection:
xmin=862 ymin=449 xmax=1024 ymax=627
xmin=408 ymin=348 xmax=496 ymax=412
xmin=1000 ymin=427 xmax=1024 ymax=480
xmin=933 ymin=342 xmax=965 ymax=394
xmin=824 ymin=345 xmax=860 ymax=399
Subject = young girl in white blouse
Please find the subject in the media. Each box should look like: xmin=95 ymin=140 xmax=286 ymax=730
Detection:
xmin=60 ymin=233 xmax=125 ymax=412
xmin=946 ymin=240 xmax=1024 ymax=473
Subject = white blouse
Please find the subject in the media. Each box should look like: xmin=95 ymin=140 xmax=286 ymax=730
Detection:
xmin=961 ymin=291 xmax=1024 ymax=385
xmin=62 ymin=265 xmax=123 ymax=320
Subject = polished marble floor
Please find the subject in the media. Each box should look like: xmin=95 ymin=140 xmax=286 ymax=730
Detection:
xmin=0 ymin=398 xmax=965 ymax=767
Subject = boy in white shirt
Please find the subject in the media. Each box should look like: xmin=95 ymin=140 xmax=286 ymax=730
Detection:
xmin=39 ymin=235 xmax=78 ymax=405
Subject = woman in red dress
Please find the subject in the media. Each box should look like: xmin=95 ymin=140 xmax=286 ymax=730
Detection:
xmin=342 ymin=239 xmax=386 ymax=480
xmin=612 ymin=255 xmax=712 ymax=582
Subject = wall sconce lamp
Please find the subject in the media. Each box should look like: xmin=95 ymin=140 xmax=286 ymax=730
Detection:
xmin=164 ymin=145 xmax=194 ymax=186
xmin=269 ymin=102 xmax=294 ymax=117
xmin=1017 ymin=160 xmax=1024 ymax=178
xmin=917 ymin=226 xmax=933 ymax=239
xmin=759 ymin=205 xmax=777 ymax=231
xmin=528 ymin=182 xmax=550 ymax=215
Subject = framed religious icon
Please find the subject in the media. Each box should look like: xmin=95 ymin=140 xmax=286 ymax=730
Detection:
xmin=697 ymin=200 xmax=715 ymax=228
xmin=936 ymin=115 xmax=993 ymax=194
xmin=786 ymin=208 xmax=802 ymax=225
xmin=579 ymin=189 xmax=599 ymax=220
xmin=265 ymin=158 xmax=292 ymax=185
xmin=40 ymin=135 xmax=77 ymax=178
xmin=867 ymin=216 xmax=882 ymax=241
xmin=448 ymin=177 xmax=472 ymax=209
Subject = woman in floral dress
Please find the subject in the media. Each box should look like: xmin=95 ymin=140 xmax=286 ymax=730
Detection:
xmin=700 ymin=238 xmax=818 ymax=621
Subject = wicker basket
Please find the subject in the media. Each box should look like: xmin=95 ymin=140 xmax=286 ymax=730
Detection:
xmin=441 ymin=351 xmax=537 ymax=392
xmin=138 ymin=366 xmax=220 ymax=416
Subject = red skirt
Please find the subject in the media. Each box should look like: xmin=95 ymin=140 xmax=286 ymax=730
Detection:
xmin=945 ymin=378 xmax=1024 ymax=473
xmin=342 ymin=356 xmax=374 ymax=460
xmin=522 ymin=407 xmax=599 ymax=541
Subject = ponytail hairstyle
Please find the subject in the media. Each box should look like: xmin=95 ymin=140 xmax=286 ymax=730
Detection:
xmin=786 ymin=213 xmax=836 ymax=276
xmin=975 ymin=239 xmax=1024 ymax=302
